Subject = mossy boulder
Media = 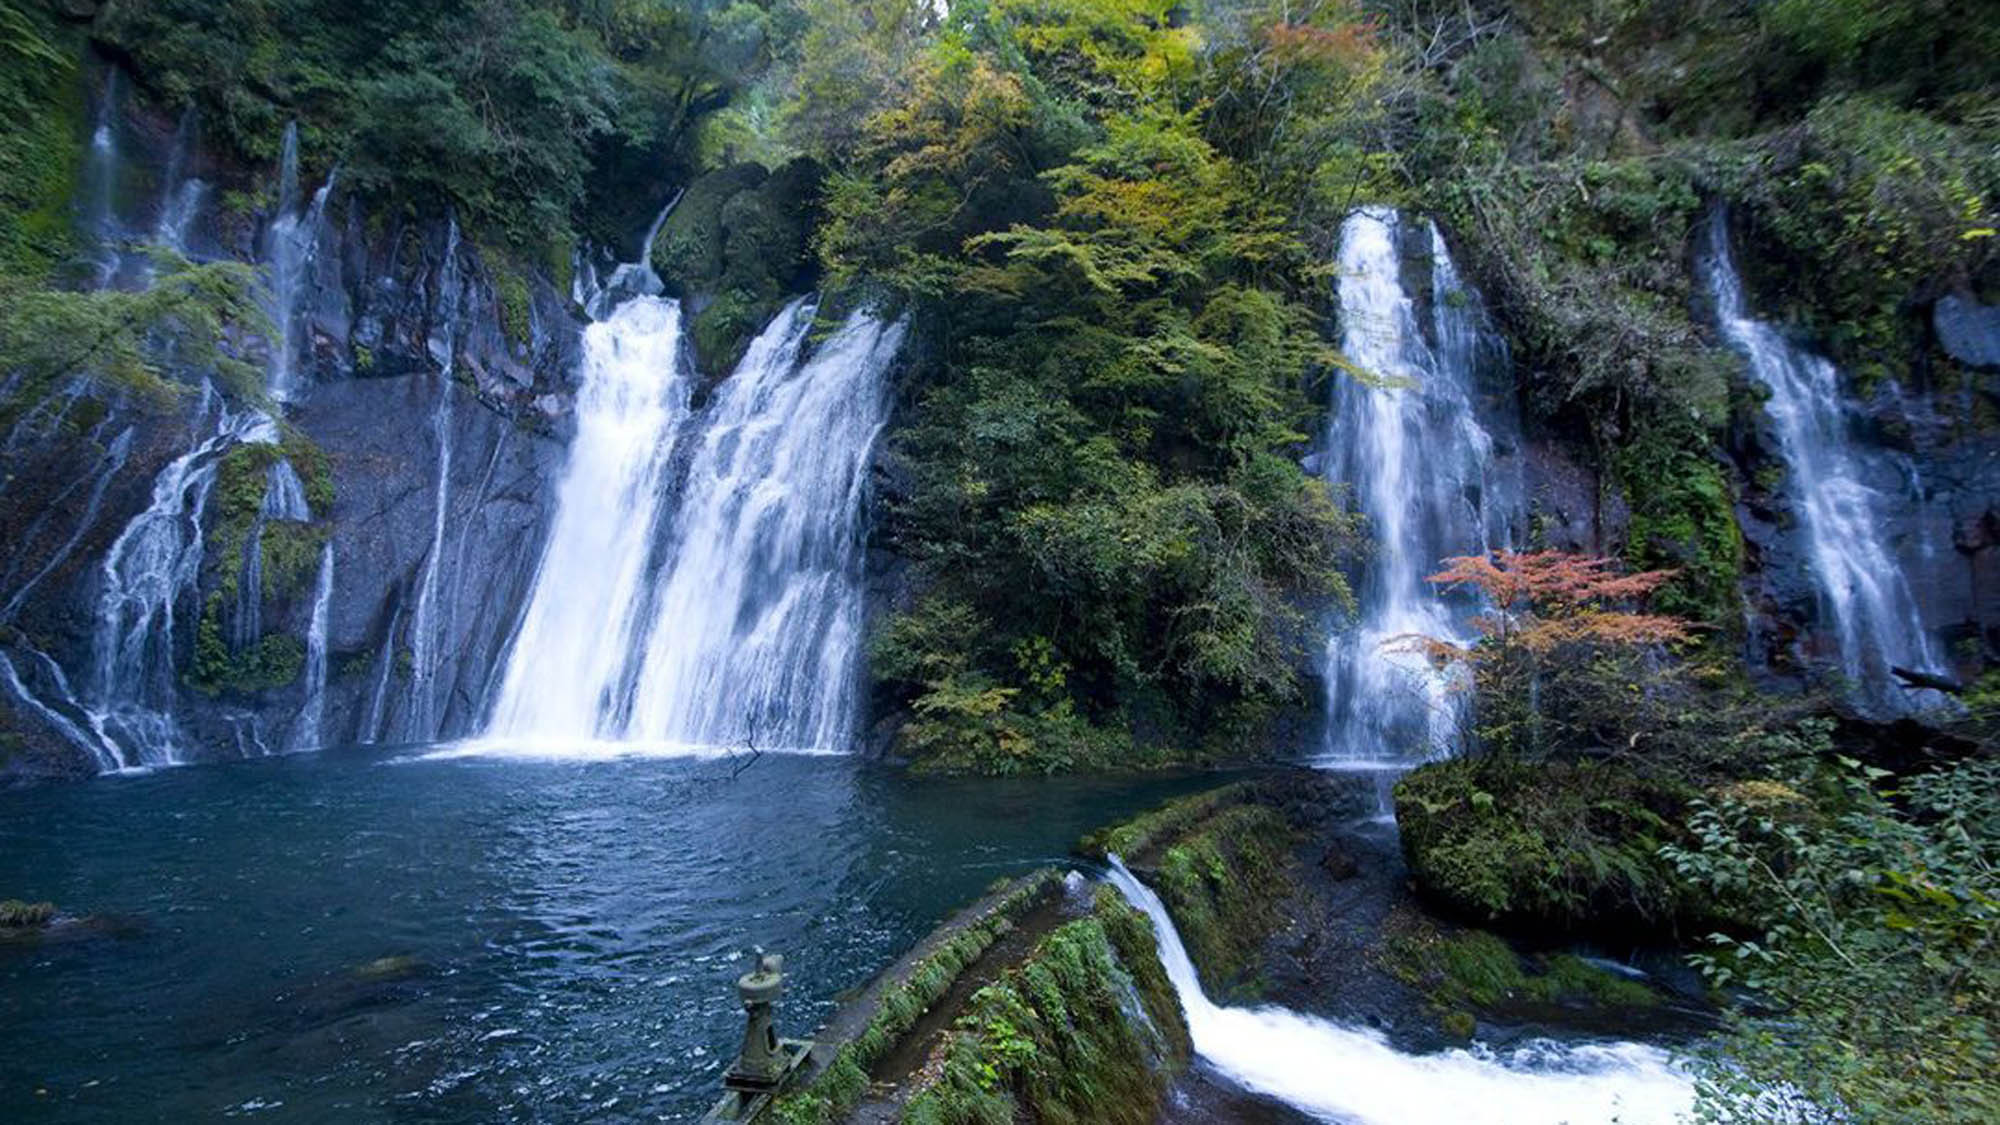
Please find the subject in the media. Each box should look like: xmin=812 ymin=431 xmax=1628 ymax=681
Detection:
xmin=1377 ymin=914 xmax=1662 ymax=1039
xmin=649 ymin=158 xmax=823 ymax=374
xmin=0 ymin=899 xmax=56 ymax=929
xmin=1393 ymin=758 xmax=1712 ymax=938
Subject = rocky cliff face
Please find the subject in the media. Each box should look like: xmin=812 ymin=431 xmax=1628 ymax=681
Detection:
xmin=0 ymin=78 xmax=581 ymax=783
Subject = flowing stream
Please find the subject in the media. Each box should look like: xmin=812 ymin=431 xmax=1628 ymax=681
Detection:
xmin=1319 ymin=207 xmax=1520 ymax=777
xmin=1699 ymin=211 xmax=1943 ymax=710
xmin=1107 ymin=859 xmax=1694 ymax=1125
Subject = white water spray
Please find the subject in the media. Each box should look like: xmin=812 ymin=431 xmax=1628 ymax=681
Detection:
xmin=1699 ymin=211 xmax=1942 ymax=709
xmin=623 ymin=300 xmax=904 ymax=749
xmin=86 ymin=391 xmax=278 ymax=768
xmin=1106 ymin=858 xmax=1693 ymax=1124
xmin=1320 ymin=207 xmax=1520 ymax=771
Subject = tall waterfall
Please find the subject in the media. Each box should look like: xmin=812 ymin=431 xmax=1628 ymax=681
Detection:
xmin=1105 ymin=858 xmax=1693 ymax=1124
xmin=1699 ymin=212 xmax=1942 ymax=709
xmin=483 ymin=293 xmax=692 ymax=743
xmin=1320 ymin=208 xmax=1520 ymax=767
xmin=624 ymin=300 xmax=903 ymax=749
xmin=485 ymin=289 xmax=903 ymax=751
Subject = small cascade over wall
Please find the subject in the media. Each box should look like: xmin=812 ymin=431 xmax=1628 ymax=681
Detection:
xmin=1319 ymin=207 xmax=1522 ymax=767
xmin=1105 ymin=859 xmax=1693 ymax=1124
xmin=1701 ymin=211 xmax=1946 ymax=711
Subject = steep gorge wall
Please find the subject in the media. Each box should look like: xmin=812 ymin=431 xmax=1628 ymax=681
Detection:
xmin=0 ymin=66 xmax=585 ymax=781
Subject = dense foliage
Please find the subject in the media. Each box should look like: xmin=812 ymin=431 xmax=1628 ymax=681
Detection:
xmin=1668 ymin=755 xmax=2000 ymax=1122
xmin=91 ymin=0 xmax=789 ymax=249
xmin=777 ymin=0 xmax=1396 ymax=770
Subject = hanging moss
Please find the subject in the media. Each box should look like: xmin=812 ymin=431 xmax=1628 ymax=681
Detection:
xmin=187 ymin=594 xmax=306 ymax=697
xmin=1614 ymin=432 xmax=1745 ymax=628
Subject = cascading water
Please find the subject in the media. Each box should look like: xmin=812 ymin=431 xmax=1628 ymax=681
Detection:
xmin=260 ymin=123 xmax=335 ymax=403
xmin=623 ymin=300 xmax=905 ymax=749
xmin=84 ymin=71 xmax=122 ymax=289
xmin=1319 ymin=207 xmax=1520 ymax=773
xmin=485 ymin=219 xmax=902 ymax=752
xmin=289 ymin=542 xmax=335 ymax=751
xmin=86 ymin=390 xmax=278 ymax=769
xmin=399 ymin=218 xmax=464 ymax=741
xmin=1699 ymin=211 xmax=1943 ymax=710
xmin=1105 ymin=858 xmax=1693 ymax=1124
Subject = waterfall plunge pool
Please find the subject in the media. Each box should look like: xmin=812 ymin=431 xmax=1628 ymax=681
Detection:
xmin=0 ymin=750 xmax=1223 ymax=1122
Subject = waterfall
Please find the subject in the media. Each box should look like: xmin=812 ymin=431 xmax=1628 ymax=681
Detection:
xmin=86 ymin=390 xmax=278 ymax=768
xmin=1104 ymin=858 xmax=1693 ymax=1124
xmin=400 ymin=218 xmax=463 ymax=741
xmin=148 ymin=109 xmax=206 ymax=267
xmin=482 ymin=292 xmax=694 ymax=743
xmin=1699 ymin=211 xmax=1942 ymax=709
xmin=484 ymin=211 xmax=901 ymax=752
xmin=623 ymin=300 xmax=904 ymax=749
xmin=1320 ymin=207 xmax=1520 ymax=770
xmin=289 ymin=542 xmax=335 ymax=751
xmin=84 ymin=71 xmax=122 ymax=289
xmin=261 ymin=123 xmax=335 ymax=403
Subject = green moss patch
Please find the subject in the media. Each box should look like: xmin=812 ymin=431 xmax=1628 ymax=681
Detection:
xmin=1080 ymin=779 xmax=1319 ymax=998
xmin=770 ymin=870 xmax=1062 ymax=1125
xmin=1394 ymin=758 xmax=1710 ymax=938
xmin=1379 ymin=914 xmax=1661 ymax=1039
xmin=897 ymin=889 xmax=1186 ymax=1125
xmin=650 ymin=159 xmax=823 ymax=374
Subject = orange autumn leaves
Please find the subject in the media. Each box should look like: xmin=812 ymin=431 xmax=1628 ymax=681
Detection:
xmin=1392 ymin=550 xmax=1691 ymax=669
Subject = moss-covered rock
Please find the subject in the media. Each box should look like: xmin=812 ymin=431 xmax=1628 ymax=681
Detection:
xmin=1081 ymin=778 xmax=1326 ymax=998
xmin=649 ymin=158 xmax=823 ymax=374
xmin=1393 ymin=758 xmax=1711 ymax=938
xmin=770 ymin=870 xmax=1064 ymax=1125
xmin=0 ymin=899 xmax=56 ymax=929
xmin=1377 ymin=913 xmax=1661 ymax=1039
xmin=896 ymin=888 xmax=1186 ymax=1125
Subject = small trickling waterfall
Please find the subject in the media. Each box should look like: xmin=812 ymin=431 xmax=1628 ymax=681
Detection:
xmin=86 ymin=391 xmax=278 ymax=769
xmin=260 ymin=123 xmax=335 ymax=402
xmin=145 ymin=109 xmax=206 ymax=275
xmin=289 ymin=542 xmax=335 ymax=751
xmin=1105 ymin=859 xmax=1693 ymax=1125
xmin=1699 ymin=211 xmax=1943 ymax=709
xmin=83 ymin=71 xmax=122 ymax=289
xmin=1320 ymin=207 xmax=1520 ymax=769
xmin=624 ymin=300 xmax=904 ymax=749
xmin=485 ymin=231 xmax=901 ymax=751
xmin=399 ymin=218 xmax=464 ymax=741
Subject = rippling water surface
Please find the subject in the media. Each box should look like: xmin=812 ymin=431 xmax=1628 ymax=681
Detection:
xmin=0 ymin=748 xmax=1218 ymax=1122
